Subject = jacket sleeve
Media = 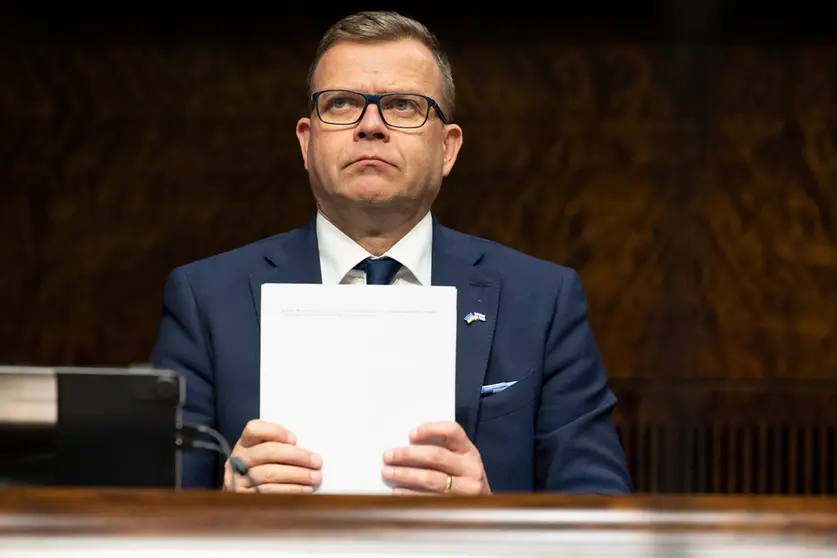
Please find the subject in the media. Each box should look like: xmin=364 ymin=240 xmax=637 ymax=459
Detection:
xmin=535 ymin=268 xmax=633 ymax=493
xmin=148 ymin=266 xmax=219 ymax=489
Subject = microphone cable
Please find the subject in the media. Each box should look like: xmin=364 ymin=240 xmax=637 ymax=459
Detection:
xmin=176 ymin=423 xmax=260 ymax=492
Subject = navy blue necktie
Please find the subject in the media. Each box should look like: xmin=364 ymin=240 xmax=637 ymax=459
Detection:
xmin=355 ymin=256 xmax=402 ymax=285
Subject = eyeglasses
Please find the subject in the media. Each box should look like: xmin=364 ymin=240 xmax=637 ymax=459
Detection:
xmin=311 ymin=89 xmax=449 ymax=129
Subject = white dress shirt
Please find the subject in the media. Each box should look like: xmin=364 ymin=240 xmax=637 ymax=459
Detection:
xmin=316 ymin=211 xmax=433 ymax=286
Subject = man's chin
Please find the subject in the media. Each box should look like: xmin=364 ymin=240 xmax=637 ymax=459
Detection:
xmin=343 ymin=185 xmax=403 ymax=206
xmin=352 ymin=194 xmax=403 ymax=209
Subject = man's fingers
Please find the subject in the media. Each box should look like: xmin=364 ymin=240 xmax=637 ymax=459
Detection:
xmin=243 ymin=483 xmax=315 ymax=494
xmin=392 ymin=487 xmax=435 ymax=496
xmin=383 ymin=445 xmax=466 ymax=477
xmin=383 ymin=465 xmax=448 ymax=493
xmin=244 ymin=463 xmax=322 ymax=487
xmin=385 ymin=467 xmax=482 ymax=496
xmin=225 ymin=421 xmax=325 ymax=494
xmin=238 ymin=420 xmax=296 ymax=448
xmin=409 ymin=421 xmax=471 ymax=453
xmin=237 ymin=442 xmax=322 ymax=470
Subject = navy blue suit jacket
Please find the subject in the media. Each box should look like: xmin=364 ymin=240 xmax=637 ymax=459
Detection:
xmin=149 ymin=217 xmax=632 ymax=493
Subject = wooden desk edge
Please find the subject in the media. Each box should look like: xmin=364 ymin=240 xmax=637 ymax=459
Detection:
xmin=2 ymin=488 xmax=837 ymax=537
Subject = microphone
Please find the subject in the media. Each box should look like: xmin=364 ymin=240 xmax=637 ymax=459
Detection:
xmin=175 ymin=423 xmax=260 ymax=492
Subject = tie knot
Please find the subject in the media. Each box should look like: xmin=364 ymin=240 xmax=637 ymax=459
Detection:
xmin=355 ymin=256 xmax=402 ymax=285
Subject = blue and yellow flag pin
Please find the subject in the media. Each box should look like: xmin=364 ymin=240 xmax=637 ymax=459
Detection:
xmin=464 ymin=312 xmax=486 ymax=324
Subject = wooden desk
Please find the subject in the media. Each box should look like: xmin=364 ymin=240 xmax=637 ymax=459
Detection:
xmin=2 ymin=489 xmax=837 ymax=556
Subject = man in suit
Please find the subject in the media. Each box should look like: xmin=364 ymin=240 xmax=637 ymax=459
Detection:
xmin=149 ymin=10 xmax=632 ymax=495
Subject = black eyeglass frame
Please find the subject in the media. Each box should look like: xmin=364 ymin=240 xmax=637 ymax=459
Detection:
xmin=311 ymin=89 xmax=450 ymax=128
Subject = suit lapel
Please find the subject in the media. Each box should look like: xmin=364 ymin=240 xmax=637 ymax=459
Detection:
xmin=248 ymin=216 xmax=499 ymax=441
xmin=249 ymin=217 xmax=322 ymax=325
xmin=431 ymin=222 xmax=500 ymax=440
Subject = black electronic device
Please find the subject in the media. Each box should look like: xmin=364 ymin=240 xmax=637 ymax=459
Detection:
xmin=0 ymin=366 xmax=184 ymax=488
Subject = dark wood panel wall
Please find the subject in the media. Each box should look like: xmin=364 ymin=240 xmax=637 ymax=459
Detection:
xmin=1 ymin=6 xmax=835 ymax=395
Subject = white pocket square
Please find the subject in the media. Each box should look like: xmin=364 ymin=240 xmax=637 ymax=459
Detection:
xmin=480 ymin=381 xmax=517 ymax=395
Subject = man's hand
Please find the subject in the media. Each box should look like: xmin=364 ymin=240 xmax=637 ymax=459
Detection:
xmin=224 ymin=419 xmax=322 ymax=493
xmin=382 ymin=421 xmax=491 ymax=496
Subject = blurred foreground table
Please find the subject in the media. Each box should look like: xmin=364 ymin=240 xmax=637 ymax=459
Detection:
xmin=1 ymin=488 xmax=837 ymax=557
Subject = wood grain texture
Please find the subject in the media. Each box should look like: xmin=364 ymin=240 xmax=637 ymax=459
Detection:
xmin=698 ymin=47 xmax=837 ymax=378
xmin=1 ymin=13 xmax=836 ymax=386
xmin=2 ymin=487 xmax=837 ymax=536
xmin=4 ymin=493 xmax=837 ymax=557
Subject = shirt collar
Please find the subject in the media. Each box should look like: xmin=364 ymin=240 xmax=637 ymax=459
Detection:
xmin=316 ymin=211 xmax=433 ymax=285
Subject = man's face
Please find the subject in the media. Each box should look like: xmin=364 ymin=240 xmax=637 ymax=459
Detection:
xmin=296 ymin=39 xmax=463 ymax=217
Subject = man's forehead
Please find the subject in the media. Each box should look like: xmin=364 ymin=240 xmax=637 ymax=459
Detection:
xmin=314 ymin=39 xmax=441 ymax=93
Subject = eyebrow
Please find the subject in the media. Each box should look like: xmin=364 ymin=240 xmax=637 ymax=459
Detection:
xmin=322 ymin=85 xmax=427 ymax=95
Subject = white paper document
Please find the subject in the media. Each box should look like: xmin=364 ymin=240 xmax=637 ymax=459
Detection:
xmin=259 ymin=284 xmax=457 ymax=494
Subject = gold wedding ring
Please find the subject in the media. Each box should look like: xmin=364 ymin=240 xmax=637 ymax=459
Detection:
xmin=444 ymin=474 xmax=453 ymax=494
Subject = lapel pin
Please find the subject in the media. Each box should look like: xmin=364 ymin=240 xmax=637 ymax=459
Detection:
xmin=464 ymin=312 xmax=486 ymax=324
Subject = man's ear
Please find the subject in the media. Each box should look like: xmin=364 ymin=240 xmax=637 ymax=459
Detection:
xmin=441 ymin=123 xmax=463 ymax=177
xmin=296 ymin=117 xmax=312 ymax=169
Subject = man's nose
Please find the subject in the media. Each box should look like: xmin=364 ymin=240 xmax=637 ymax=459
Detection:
xmin=355 ymin=104 xmax=390 ymax=141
